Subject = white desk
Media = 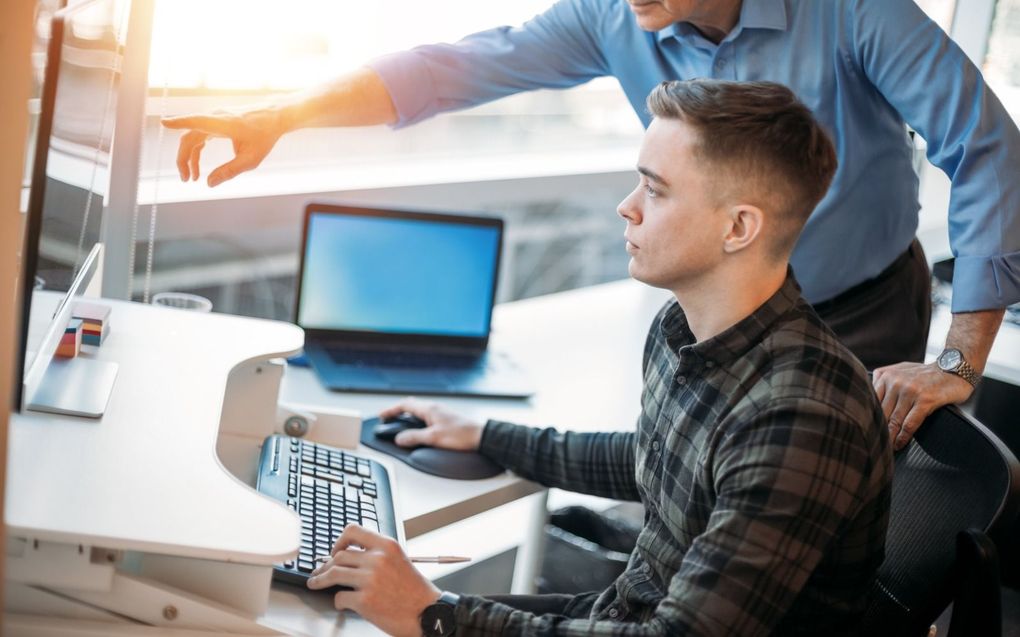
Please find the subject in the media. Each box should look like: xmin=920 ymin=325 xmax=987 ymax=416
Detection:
xmin=8 ymin=299 xmax=303 ymax=563
xmin=5 ymin=279 xmax=671 ymax=636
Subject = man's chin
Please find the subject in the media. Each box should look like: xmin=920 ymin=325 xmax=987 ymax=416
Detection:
xmin=628 ymin=266 xmax=655 ymax=288
xmin=635 ymin=17 xmax=672 ymax=31
xmin=629 ymin=6 xmax=674 ymax=31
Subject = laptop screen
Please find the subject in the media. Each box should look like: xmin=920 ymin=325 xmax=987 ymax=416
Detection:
xmin=297 ymin=207 xmax=502 ymax=339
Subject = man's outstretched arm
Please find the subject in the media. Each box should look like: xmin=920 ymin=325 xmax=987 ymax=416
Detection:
xmin=161 ymin=67 xmax=397 ymax=187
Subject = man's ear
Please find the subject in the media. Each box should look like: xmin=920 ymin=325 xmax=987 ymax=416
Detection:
xmin=721 ymin=204 xmax=764 ymax=254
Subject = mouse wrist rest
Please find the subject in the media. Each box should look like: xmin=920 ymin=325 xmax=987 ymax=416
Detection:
xmin=361 ymin=418 xmax=506 ymax=481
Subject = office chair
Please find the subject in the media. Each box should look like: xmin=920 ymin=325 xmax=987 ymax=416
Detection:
xmin=859 ymin=405 xmax=1020 ymax=636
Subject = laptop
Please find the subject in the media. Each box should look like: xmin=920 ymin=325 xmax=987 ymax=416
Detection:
xmin=295 ymin=202 xmax=533 ymax=399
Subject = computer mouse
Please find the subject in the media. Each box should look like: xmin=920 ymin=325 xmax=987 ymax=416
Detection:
xmin=361 ymin=417 xmax=505 ymax=480
xmin=373 ymin=412 xmax=427 ymax=443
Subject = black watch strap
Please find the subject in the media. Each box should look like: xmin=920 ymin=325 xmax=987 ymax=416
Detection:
xmin=421 ymin=591 xmax=460 ymax=636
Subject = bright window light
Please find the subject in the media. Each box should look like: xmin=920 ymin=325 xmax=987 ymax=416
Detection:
xmin=149 ymin=0 xmax=559 ymax=91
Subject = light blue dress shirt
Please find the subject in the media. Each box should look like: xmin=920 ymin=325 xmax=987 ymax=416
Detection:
xmin=369 ymin=0 xmax=1020 ymax=312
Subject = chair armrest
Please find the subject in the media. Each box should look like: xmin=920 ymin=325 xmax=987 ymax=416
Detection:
xmin=948 ymin=529 xmax=1002 ymax=637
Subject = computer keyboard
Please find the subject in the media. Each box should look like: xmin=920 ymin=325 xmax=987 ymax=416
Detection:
xmin=326 ymin=345 xmax=482 ymax=370
xmin=256 ymin=434 xmax=399 ymax=587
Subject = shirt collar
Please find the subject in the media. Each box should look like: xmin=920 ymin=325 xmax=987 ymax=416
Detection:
xmin=659 ymin=268 xmax=803 ymax=373
xmin=656 ymin=0 xmax=789 ymax=43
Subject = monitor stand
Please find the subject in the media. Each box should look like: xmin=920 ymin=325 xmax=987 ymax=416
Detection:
xmin=26 ymin=357 xmax=119 ymax=418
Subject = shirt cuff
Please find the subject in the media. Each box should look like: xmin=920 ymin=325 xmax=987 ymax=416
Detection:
xmin=454 ymin=594 xmax=514 ymax=636
xmin=365 ymin=51 xmax=438 ymax=129
xmin=951 ymin=249 xmax=1020 ymax=312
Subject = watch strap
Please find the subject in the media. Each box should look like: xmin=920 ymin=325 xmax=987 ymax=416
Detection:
xmin=954 ymin=359 xmax=981 ymax=387
xmin=421 ymin=591 xmax=460 ymax=637
xmin=438 ymin=591 xmax=461 ymax=607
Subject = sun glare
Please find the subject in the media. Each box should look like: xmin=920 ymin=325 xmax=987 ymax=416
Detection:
xmin=148 ymin=0 xmax=556 ymax=91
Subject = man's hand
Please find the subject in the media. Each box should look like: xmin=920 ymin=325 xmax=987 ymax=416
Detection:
xmin=160 ymin=68 xmax=397 ymax=188
xmin=873 ymin=362 xmax=974 ymax=451
xmin=161 ymin=108 xmax=287 ymax=187
xmin=379 ymin=398 xmax=485 ymax=450
xmin=308 ymin=524 xmax=441 ymax=637
xmin=874 ymin=308 xmax=1003 ymax=451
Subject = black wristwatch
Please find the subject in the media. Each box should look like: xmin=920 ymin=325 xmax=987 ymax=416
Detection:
xmin=420 ymin=591 xmax=460 ymax=636
xmin=936 ymin=347 xmax=981 ymax=387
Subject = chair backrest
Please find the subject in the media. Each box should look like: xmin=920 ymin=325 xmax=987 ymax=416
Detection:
xmin=860 ymin=405 xmax=1020 ymax=636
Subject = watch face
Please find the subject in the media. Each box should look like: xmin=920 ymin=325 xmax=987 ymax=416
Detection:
xmin=938 ymin=349 xmax=963 ymax=371
xmin=421 ymin=604 xmax=457 ymax=636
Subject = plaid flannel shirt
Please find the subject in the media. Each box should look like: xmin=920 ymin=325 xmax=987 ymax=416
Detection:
xmin=454 ymin=273 xmax=892 ymax=636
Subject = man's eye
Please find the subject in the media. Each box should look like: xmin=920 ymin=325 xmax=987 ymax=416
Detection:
xmin=645 ymin=185 xmax=658 ymax=198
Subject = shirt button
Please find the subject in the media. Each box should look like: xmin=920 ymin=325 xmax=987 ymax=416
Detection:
xmin=608 ymin=608 xmax=620 ymax=619
xmin=676 ymin=375 xmax=687 ymax=384
xmin=652 ymin=440 xmax=661 ymax=452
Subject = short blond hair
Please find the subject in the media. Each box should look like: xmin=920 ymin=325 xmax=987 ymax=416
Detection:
xmin=647 ymin=79 xmax=837 ymax=256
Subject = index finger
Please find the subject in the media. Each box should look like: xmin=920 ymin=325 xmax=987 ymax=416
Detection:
xmin=378 ymin=397 xmax=426 ymax=421
xmin=161 ymin=114 xmax=236 ymax=137
xmin=872 ymin=373 xmax=887 ymax=405
xmin=331 ymin=523 xmax=392 ymax=555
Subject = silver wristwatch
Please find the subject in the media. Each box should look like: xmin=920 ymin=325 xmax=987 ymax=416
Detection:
xmin=936 ymin=348 xmax=981 ymax=387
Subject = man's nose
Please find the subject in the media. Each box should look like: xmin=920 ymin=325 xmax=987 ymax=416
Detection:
xmin=617 ymin=190 xmax=642 ymax=223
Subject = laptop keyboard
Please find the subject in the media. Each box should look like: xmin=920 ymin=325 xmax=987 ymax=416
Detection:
xmin=326 ymin=346 xmax=481 ymax=370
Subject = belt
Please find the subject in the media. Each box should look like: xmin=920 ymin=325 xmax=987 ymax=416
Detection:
xmin=812 ymin=241 xmax=917 ymax=314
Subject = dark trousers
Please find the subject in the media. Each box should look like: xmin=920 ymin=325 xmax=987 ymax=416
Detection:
xmin=811 ymin=239 xmax=932 ymax=370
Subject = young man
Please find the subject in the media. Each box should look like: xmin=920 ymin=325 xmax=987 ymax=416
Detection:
xmin=307 ymin=80 xmax=892 ymax=636
xmin=164 ymin=0 xmax=1020 ymax=450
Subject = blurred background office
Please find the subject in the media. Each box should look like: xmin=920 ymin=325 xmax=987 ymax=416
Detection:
xmin=21 ymin=0 xmax=1017 ymax=320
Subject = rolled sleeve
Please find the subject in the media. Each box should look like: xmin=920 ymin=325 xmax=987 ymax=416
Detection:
xmin=365 ymin=52 xmax=439 ymax=129
xmin=951 ymin=250 xmax=1020 ymax=312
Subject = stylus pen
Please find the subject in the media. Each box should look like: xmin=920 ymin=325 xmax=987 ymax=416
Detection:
xmin=315 ymin=554 xmax=471 ymax=564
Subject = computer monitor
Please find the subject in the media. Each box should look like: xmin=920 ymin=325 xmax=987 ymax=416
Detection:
xmin=15 ymin=0 xmax=128 ymax=416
